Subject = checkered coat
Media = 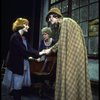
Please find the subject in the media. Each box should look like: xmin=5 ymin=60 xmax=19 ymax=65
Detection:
xmin=51 ymin=18 xmax=93 ymax=100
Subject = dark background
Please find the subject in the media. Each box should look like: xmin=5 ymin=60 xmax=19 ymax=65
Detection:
xmin=1 ymin=0 xmax=41 ymax=63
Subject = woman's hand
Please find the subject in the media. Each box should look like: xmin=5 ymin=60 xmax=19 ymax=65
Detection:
xmin=39 ymin=50 xmax=46 ymax=55
xmin=35 ymin=58 xmax=41 ymax=62
xmin=28 ymin=56 xmax=34 ymax=60
xmin=44 ymin=48 xmax=51 ymax=55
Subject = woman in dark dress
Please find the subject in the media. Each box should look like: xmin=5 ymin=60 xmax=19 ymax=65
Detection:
xmin=37 ymin=27 xmax=56 ymax=62
xmin=2 ymin=17 xmax=40 ymax=100
xmin=39 ymin=27 xmax=56 ymax=51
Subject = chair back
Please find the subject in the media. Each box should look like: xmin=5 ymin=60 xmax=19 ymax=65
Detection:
xmin=29 ymin=53 xmax=57 ymax=75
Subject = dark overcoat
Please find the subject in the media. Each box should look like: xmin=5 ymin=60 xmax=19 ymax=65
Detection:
xmin=6 ymin=32 xmax=39 ymax=75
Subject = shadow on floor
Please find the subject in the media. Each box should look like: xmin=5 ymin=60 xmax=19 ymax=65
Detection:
xmin=1 ymin=84 xmax=54 ymax=100
xmin=1 ymin=83 xmax=99 ymax=100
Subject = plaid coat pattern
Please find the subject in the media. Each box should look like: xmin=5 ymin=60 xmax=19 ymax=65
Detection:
xmin=51 ymin=18 xmax=93 ymax=100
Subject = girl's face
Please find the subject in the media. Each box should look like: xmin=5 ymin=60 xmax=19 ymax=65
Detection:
xmin=42 ymin=32 xmax=49 ymax=41
xmin=48 ymin=14 xmax=58 ymax=25
xmin=23 ymin=24 xmax=29 ymax=32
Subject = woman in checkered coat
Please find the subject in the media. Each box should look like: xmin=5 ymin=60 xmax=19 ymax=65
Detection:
xmin=40 ymin=8 xmax=93 ymax=100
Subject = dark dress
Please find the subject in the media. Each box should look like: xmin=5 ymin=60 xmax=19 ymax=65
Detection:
xmin=38 ymin=38 xmax=56 ymax=72
xmin=6 ymin=32 xmax=39 ymax=75
xmin=2 ymin=33 xmax=38 ymax=90
xmin=39 ymin=38 xmax=56 ymax=51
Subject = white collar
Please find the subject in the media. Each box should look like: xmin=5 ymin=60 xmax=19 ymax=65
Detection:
xmin=44 ymin=38 xmax=53 ymax=46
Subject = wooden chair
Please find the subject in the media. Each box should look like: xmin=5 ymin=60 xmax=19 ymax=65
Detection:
xmin=29 ymin=53 xmax=57 ymax=96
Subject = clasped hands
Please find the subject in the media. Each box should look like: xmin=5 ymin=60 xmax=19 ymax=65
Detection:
xmin=39 ymin=48 xmax=51 ymax=56
xmin=35 ymin=48 xmax=51 ymax=62
xmin=28 ymin=48 xmax=51 ymax=62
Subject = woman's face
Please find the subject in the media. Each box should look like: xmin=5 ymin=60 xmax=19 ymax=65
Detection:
xmin=48 ymin=14 xmax=58 ymax=25
xmin=42 ymin=32 xmax=49 ymax=41
xmin=23 ymin=24 xmax=29 ymax=32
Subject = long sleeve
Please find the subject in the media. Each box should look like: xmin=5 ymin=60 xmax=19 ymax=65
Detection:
xmin=50 ymin=41 xmax=59 ymax=53
xmin=11 ymin=34 xmax=39 ymax=59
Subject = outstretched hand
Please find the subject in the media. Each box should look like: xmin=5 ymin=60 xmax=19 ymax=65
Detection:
xmin=44 ymin=48 xmax=51 ymax=55
xmin=28 ymin=56 xmax=34 ymax=60
xmin=39 ymin=48 xmax=51 ymax=56
xmin=35 ymin=58 xmax=41 ymax=62
xmin=39 ymin=50 xmax=45 ymax=56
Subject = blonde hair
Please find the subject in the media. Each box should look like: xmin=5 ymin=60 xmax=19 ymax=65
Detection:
xmin=41 ymin=27 xmax=52 ymax=35
xmin=12 ymin=18 xmax=29 ymax=32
